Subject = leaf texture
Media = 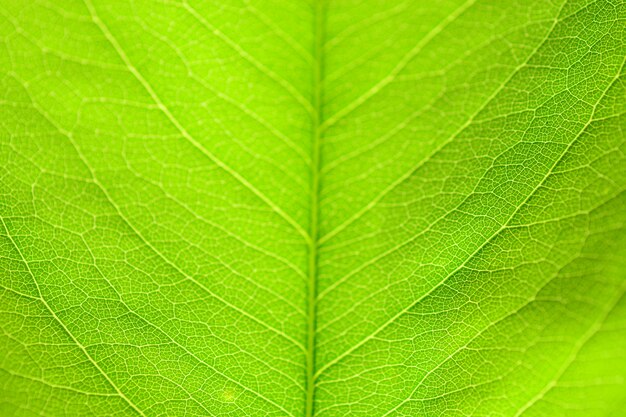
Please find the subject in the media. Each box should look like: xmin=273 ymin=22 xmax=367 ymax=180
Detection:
xmin=1 ymin=0 xmax=626 ymax=416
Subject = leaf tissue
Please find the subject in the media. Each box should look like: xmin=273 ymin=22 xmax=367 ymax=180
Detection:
xmin=1 ymin=0 xmax=625 ymax=416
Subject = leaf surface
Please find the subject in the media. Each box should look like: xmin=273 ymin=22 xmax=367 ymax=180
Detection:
xmin=1 ymin=0 xmax=626 ymax=416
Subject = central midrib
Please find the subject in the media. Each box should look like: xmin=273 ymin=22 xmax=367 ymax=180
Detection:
xmin=305 ymin=1 xmax=327 ymax=416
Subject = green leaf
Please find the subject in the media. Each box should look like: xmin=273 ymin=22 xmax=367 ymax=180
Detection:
xmin=1 ymin=0 xmax=625 ymax=416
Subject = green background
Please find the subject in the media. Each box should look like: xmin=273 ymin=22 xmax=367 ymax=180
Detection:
xmin=1 ymin=0 xmax=625 ymax=415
